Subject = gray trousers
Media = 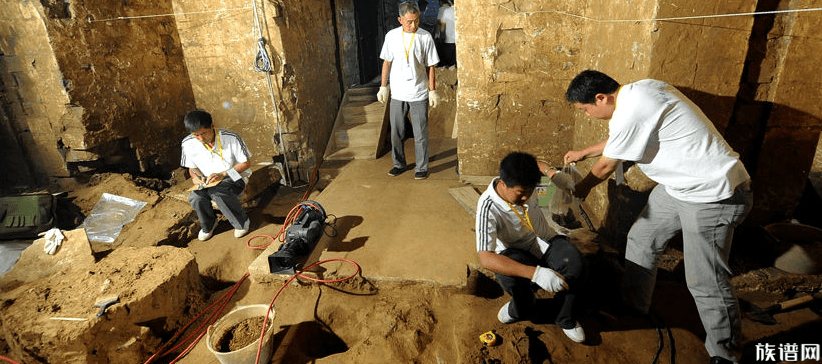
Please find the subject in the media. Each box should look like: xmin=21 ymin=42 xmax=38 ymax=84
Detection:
xmin=622 ymin=181 xmax=752 ymax=363
xmin=189 ymin=178 xmax=250 ymax=232
xmin=389 ymin=99 xmax=429 ymax=173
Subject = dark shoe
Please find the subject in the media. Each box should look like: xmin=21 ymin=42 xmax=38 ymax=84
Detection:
xmin=709 ymin=356 xmax=733 ymax=364
xmin=388 ymin=167 xmax=406 ymax=177
xmin=414 ymin=171 xmax=428 ymax=180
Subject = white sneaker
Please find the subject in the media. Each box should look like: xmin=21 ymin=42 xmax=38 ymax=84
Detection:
xmin=234 ymin=228 xmax=249 ymax=238
xmin=198 ymin=223 xmax=217 ymax=241
xmin=497 ymin=302 xmax=517 ymax=324
xmin=562 ymin=322 xmax=585 ymax=343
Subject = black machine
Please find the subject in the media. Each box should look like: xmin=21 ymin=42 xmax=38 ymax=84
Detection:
xmin=268 ymin=201 xmax=327 ymax=274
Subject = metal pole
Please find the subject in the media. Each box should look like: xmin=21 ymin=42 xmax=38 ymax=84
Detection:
xmin=252 ymin=0 xmax=293 ymax=186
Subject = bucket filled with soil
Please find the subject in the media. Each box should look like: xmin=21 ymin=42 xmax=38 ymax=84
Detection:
xmin=206 ymin=304 xmax=276 ymax=364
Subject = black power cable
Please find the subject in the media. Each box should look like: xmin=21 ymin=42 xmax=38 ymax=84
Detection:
xmin=646 ymin=309 xmax=676 ymax=364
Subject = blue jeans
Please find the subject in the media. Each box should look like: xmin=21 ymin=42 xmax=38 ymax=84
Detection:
xmin=622 ymin=181 xmax=753 ymax=362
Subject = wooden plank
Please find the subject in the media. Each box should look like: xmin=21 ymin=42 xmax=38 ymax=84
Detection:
xmin=448 ymin=186 xmax=480 ymax=217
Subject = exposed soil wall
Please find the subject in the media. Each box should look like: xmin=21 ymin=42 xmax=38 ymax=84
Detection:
xmin=454 ymin=0 xmax=822 ymax=234
xmin=2 ymin=0 xmax=342 ymax=187
xmin=0 ymin=0 xmax=74 ymax=183
xmin=455 ymin=1 xmax=583 ymax=177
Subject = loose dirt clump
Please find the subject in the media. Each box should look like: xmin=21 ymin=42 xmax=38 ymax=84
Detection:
xmin=215 ymin=316 xmax=269 ymax=352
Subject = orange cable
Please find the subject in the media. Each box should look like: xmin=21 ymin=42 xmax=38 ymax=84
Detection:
xmin=143 ymin=272 xmax=249 ymax=364
xmin=244 ymin=201 xmax=324 ymax=250
xmin=0 ymin=356 xmax=22 ymax=364
xmin=254 ymin=257 xmax=361 ymax=364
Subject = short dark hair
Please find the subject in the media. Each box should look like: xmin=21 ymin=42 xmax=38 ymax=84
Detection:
xmin=565 ymin=70 xmax=621 ymax=104
xmin=184 ymin=110 xmax=213 ymax=133
xmin=499 ymin=152 xmax=542 ymax=189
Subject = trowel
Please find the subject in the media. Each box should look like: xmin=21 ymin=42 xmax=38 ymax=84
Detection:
xmin=94 ymin=295 xmax=120 ymax=318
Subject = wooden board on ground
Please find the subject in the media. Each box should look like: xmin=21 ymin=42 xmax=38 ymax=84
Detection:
xmin=448 ymin=186 xmax=480 ymax=217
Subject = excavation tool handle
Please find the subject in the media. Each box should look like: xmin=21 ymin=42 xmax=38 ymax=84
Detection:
xmin=771 ymin=295 xmax=813 ymax=312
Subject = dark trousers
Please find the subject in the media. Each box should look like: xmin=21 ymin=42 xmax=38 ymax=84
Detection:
xmin=495 ymin=235 xmax=586 ymax=328
xmin=438 ymin=43 xmax=456 ymax=67
xmin=189 ymin=178 xmax=249 ymax=231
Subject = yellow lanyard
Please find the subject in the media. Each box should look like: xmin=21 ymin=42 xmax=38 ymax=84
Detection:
xmin=505 ymin=201 xmax=535 ymax=234
xmin=202 ymin=129 xmax=224 ymax=162
xmin=402 ymin=31 xmax=416 ymax=63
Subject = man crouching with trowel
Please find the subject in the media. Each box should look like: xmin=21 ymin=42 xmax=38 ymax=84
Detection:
xmin=181 ymin=110 xmax=252 ymax=241
xmin=475 ymin=152 xmax=588 ymax=343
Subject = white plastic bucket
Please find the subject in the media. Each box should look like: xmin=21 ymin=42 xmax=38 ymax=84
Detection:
xmin=206 ymin=304 xmax=277 ymax=364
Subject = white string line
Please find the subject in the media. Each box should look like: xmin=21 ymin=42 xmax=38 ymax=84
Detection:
xmin=496 ymin=4 xmax=822 ymax=23
xmin=89 ymin=6 xmax=251 ymax=23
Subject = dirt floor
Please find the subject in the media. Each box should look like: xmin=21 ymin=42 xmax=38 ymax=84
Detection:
xmin=1 ymin=172 xmax=822 ymax=364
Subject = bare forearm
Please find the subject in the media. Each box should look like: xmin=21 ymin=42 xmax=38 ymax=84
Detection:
xmin=381 ymin=61 xmax=391 ymax=87
xmin=428 ymin=66 xmax=436 ymax=91
xmin=565 ymin=138 xmax=608 ymax=164
xmin=232 ymin=161 xmax=250 ymax=174
xmin=478 ymin=251 xmax=535 ymax=279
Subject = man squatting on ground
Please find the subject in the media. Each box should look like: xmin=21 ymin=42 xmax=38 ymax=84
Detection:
xmin=377 ymin=1 xmax=440 ymax=180
xmin=476 ymin=152 xmax=587 ymax=343
xmin=564 ymin=70 xmax=753 ymax=364
xmin=181 ymin=110 xmax=253 ymax=241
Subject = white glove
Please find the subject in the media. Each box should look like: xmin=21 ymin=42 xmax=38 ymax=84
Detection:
xmin=532 ymin=266 xmax=568 ymax=293
xmin=377 ymin=86 xmax=390 ymax=103
xmin=428 ymin=90 xmax=440 ymax=108
xmin=40 ymin=228 xmax=64 ymax=255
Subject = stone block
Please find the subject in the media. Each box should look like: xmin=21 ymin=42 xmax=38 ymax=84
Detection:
xmin=238 ymin=163 xmax=281 ymax=208
xmin=0 ymin=228 xmax=94 ymax=290
xmin=0 ymin=246 xmax=203 ymax=364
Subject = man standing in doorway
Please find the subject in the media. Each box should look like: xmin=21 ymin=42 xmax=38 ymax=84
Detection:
xmin=564 ymin=70 xmax=752 ymax=364
xmin=377 ymin=1 xmax=440 ymax=180
xmin=436 ymin=0 xmax=456 ymax=67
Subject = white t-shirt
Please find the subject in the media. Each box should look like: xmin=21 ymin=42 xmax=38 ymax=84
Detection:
xmin=437 ymin=6 xmax=456 ymax=43
xmin=181 ymin=129 xmax=252 ymax=182
xmin=379 ymin=27 xmax=440 ymax=102
xmin=603 ymin=80 xmax=750 ymax=203
xmin=475 ymin=178 xmax=559 ymax=256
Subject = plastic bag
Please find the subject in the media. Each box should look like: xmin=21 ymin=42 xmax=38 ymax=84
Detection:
xmin=548 ymin=164 xmax=581 ymax=214
xmin=548 ymin=164 xmax=583 ymax=228
xmin=0 ymin=242 xmax=31 ymax=276
xmin=81 ymin=193 xmax=147 ymax=243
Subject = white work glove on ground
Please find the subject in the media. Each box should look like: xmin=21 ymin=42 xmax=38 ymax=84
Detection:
xmin=428 ymin=90 xmax=440 ymax=108
xmin=40 ymin=228 xmax=64 ymax=255
xmin=377 ymin=86 xmax=390 ymax=103
xmin=532 ymin=266 xmax=568 ymax=293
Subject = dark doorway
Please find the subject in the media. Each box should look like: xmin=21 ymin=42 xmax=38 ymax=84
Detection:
xmin=352 ymin=0 xmax=382 ymax=84
xmin=352 ymin=0 xmax=442 ymax=85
